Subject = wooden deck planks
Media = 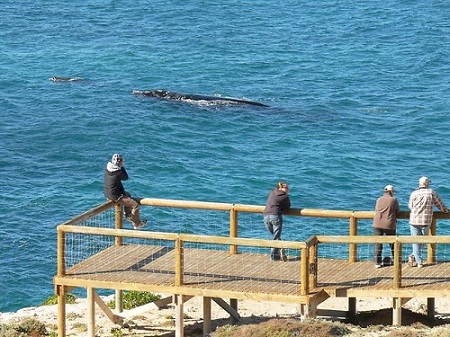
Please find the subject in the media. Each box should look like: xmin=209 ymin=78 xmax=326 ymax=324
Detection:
xmin=59 ymin=244 xmax=450 ymax=300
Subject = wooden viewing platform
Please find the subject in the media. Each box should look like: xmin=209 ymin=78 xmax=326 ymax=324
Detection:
xmin=54 ymin=198 xmax=450 ymax=337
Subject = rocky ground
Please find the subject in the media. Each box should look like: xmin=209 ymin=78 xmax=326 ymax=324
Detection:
xmin=2 ymin=295 xmax=450 ymax=336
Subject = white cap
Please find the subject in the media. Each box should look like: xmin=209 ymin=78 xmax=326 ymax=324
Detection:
xmin=419 ymin=176 xmax=430 ymax=187
xmin=384 ymin=185 xmax=395 ymax=193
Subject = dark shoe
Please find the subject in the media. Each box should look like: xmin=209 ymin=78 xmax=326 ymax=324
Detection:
xmin=281 ymin=249 xmax=287 ymax=262
xmin=133 ymin=220 xmax=147 ymax=230
xmin=382 ymin=256 xmax=393 ymax=266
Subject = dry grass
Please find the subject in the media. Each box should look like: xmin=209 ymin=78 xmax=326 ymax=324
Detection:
xmin=211 ymin=318 xmax=351 ymax=337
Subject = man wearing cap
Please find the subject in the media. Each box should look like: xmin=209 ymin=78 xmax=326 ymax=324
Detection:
xmin=408 ymin=176 xmax=449 ymax=267
xmin=373 ymin=184 xmax=400 ymax=268
xmin=104 ymin=153 xmax=147 ymax=230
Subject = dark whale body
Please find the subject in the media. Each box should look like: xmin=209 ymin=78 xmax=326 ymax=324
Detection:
xmin=49 ymin=77 xmax=82 ymax=82
xmin=132 ymin=89 xmax=269 ymax=107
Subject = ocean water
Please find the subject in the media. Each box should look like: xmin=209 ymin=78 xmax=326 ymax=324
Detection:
xmin=1 ymin=0 xmax=450 ymax=312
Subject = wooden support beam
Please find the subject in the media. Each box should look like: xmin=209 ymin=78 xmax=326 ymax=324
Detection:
xmin=57 ymin=285 xmax=66 ymax=337
xmin=300 ymin=303 xmax=317 ymax=319
xmin=212 ymin=297 xmax=240 ymax=321
xmin=427 ymin=298 xmax=435 ymax=321
xmin=392 ymin=297 xmax=402 ymax=326
xmin=153 ymin=295 xmax=174 ymax=309
xmin=115 ymin=289 xmax=123 ymax=313
xmin=229 ymin=299 xmax=238 ymax=324
xmin=348 ymin=297 xmax=356 ymax=320
xmin=203 ymin=297 xmax=212 ymax=337
xmin=87 ymin=287 xmax=95 ymax=337
xmin=93 ymin=290 xmax=124 ymax=325
xmin=174 ymin=294 xmax=185 ymax=337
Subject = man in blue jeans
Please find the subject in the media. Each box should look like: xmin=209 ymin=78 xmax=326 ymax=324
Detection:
xmin=408 ymin=176 xmax=448 ymax=267
xmin=263 ymin=181 xmax=291 ymax=261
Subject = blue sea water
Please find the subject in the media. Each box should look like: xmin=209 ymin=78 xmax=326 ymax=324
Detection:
xmin=1 ymin=0 xmax=450 ymax=312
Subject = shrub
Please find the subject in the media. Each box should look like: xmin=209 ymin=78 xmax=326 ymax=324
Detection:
xmin=214 ymin=318 xmax=351 ymax=337
xmin=0 ymin=318 xmax=47 ymax=337
xmin=40 ymin=293 xmax=76 ymax=306
xmin=107 ymin=291 xmax=161 ymax=310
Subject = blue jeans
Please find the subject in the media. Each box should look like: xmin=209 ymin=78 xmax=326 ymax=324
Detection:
xmin=410 ymin=225 xmax=429 ymax=265
xmin=264 ymin=214 xmax=283 ymax=260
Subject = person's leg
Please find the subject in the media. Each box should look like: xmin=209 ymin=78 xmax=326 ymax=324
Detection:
xmin=410 ymin=225 xmax=423 ymax=264
xmin=418 ymin=226 xmax=430 ymax=265
xmin=265 ymin=215 xmax=282 ymax=260
xmin=119 ymin=196 xmax=140 ymax=225
xmin=373 ymin=227 xmax=383 ymax=266
xmin=264 ymin=215 xmax=274 ymax=235
xmin=272 ymin=215 xmax=283 ymax=241
xmin=272 ymin=216 xmax=283 ymax=260
xmin=385 ymin=229 xmax=396 ymax=262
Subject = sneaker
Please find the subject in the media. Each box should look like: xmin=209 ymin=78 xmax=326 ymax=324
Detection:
xmin=133 ymin=220 xmax=147 ymax=230
xmin=408 ymin=254 xmax=417 ymax=267
xmin=125 ymin=216 xmax=133 ymax=222
xmin=417 ymin=263 xmax=423 ymax=268
xmin=281 ymin=249 xmax=288 ymax=262
xmin=375 ymin=264 xmax=382 ymax=268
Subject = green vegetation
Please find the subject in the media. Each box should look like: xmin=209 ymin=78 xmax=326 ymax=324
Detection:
xmin=0 ymin=317 xmax=47 ymax=337
xmin=111 ymin=326 xmax=123 ymax=337
xmin=107 ymin=291 xmax=161 ymax=310
xmin=40 ymin=293 xmax=76 ymax=306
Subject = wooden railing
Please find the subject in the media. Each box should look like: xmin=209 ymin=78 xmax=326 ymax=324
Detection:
xmin=56 ymin=224 xmax=450 ymax=296
xmin=56 ymin=225 xmax=309 ymax=294
xmin=138 ymin=198 xmax=448 ymax=262
xmin=59 ymin=198 xmax=449 ymax=263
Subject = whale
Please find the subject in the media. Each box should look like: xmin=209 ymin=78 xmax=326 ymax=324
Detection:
xmin=132 ymin=89 xmax=269 ymax=107
xmin=49 ymin=77 xmax=82 ymax=82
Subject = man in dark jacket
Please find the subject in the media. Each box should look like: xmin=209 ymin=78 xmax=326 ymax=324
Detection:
xmin=263 ymin=181 xmax=291 ymax=261
xmin=373 ymin=184 xmax=400 ymax=268
xmin=103 ymin=153 xmax=147 ymax=229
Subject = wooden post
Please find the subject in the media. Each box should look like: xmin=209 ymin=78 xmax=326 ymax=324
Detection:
xmin=427 ymin=298 xmax=435 ymax=321
xmin=87 ymin=287 xmax=96 ymax=337
xmin=230 ymin=299 xmax=238 ymax=324
xmin=349 ymin=214 xmax=357 ymax=262
xmin=428 ymin=218 xmax=436 ymax=263
xmin=115 ymin=290 xmax=123 ymax=313
xmin=229 ymin=207 xmax=238 ymax=254
xmin=57 ymin=228 xmax=66 ymax=277
xmin=392 ymin=297 xmax=402 ymax=326
xmin=56 ymin=229 xmax=67 ymax=337
xmin=393 ymin=241 xmax=402 ymax=289
xmin=309 ymin=243 xmax=317 ymax=288
xmin=300 ymin=247 xmax=309 ymax=295
xmin=348 ymin=298 xmax=356 ymax=320
xmin=115 ymin=205 xmax=124 ymax=312
xmin=175 ymin=237 xmax=184 ymax=286
xmin=175 ymin=294 xmax=185 ymax=337
xmin=115 ymin=204 xmax=123 ymax=245
xmin=57 ymin=285 xmax=66 ymax=337
xmin=203 ymin=297 xmax=212 ymax=337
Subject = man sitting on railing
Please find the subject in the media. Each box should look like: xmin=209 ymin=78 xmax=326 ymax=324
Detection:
xmin=103 ymin=153 xmax=147 ymax=230
xmin=408 ymin=176 xmax=449 ymax=268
